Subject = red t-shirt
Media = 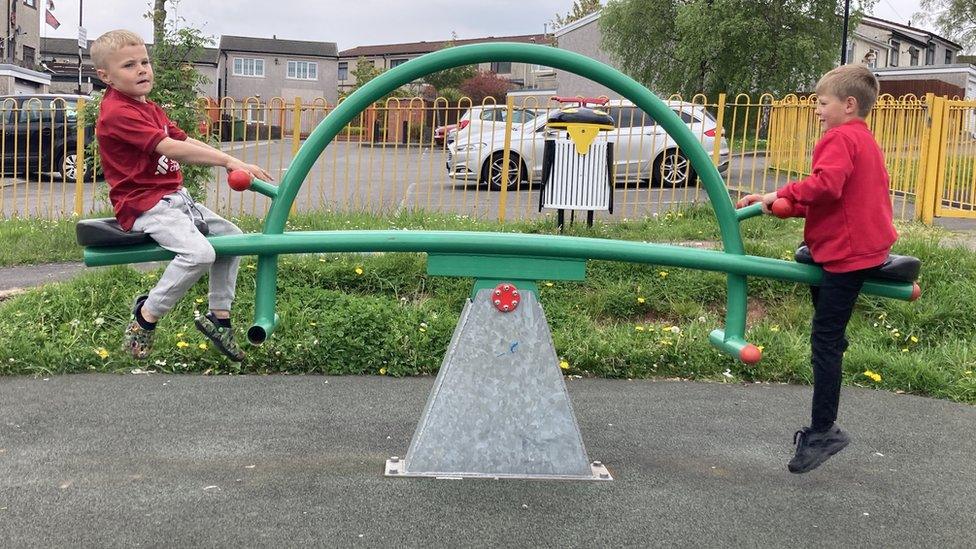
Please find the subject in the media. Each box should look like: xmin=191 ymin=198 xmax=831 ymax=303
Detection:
xmin=96 ymin=87 xmax=188 ymax=230
xmin=776 ymin=119 xmax=898 ymax=273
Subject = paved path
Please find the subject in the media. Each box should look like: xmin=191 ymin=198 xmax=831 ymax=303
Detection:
xmin=1 ymin=375 xmax=974 ymax=547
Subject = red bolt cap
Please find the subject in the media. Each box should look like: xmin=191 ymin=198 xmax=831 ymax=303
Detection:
xmin=228 ymin=170 xmax=252 ymax=191
xmin=491 ymin=282 xmax=521 ymax=313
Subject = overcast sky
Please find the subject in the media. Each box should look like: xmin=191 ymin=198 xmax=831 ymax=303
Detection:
xmin=37 ymin=0 xmax=932 ymax=52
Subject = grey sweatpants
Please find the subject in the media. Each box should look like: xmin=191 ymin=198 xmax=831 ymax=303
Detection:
xmin=131 ymin=188 xmax=242 ymax=318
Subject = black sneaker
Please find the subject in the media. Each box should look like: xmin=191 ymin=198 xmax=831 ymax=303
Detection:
xmin=123 ymin=295 xmax=155 ymax=360
xmin=788 ymin=425 xmax=850 ymax=474
xmin=194 ymin=312 xmax=246 ymax=362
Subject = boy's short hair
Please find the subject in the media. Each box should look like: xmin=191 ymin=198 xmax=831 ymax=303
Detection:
xmin=815 ymin=64 xmax=880 ymax=117
xmin=90 ymin=30 xmax=145 ymax=69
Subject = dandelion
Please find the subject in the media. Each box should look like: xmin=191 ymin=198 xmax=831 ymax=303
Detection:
xmin=635 ymin=326 xmax=645 ymax=332
xmin=94 ymin=347 xmax=109 ymax=359
xmin=757 ymin=345 xmax=765 ymax=352
xmin=379 ymin=367 xmax=387 ymax=375
xmin=355 ymin=267 xmax=364 ymax=275
xmin=770 ymin=325 xmax=780 ymax=332
xmin=319 ymin=258 xmax=326 ymax=263
xmin=658 ymin=271 xmax=669 ymax=278
xmin=863 ymin=370 xmax=882 ymax=382
xmin=910 ymin=336 xmax=918 ymax=343
xmin=176 ymin=341 xmax=190 ymax=349
xmin=195 ymin=298 xmax=205 ymax=304
xmin=309 ymin=321 xmax=317 ymax=326
xmin=545 ymin=282 xmax=554 ymax=287
xmin=559 ymin=360 xmax=570 ymax=370
xmin=198 ymin=343 xmax=208 ymax=350
xmin=902 ymin=348 xmax=909 ymax=353
xmin=637 ymin=297 xmax=646 ymax=304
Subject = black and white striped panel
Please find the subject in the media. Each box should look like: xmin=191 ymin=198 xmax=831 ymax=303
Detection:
xmin=541 ymin=139 xmax=611 ymax=211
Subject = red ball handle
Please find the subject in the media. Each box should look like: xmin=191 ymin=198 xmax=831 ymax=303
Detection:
xmin=771 ymin=197 xmax=794 ymax=219
xmin=228 ymin=170 xmax=253 ymax=191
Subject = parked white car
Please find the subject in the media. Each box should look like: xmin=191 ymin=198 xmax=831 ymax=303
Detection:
xmin=445 ymin=105 xmax=543 ymax=145
xmin=446 ymin=100 xmax=730 ymax=190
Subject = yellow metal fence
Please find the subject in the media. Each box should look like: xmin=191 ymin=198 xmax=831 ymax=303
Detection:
xmin=1 ymin=93 xmax=973 ymax=225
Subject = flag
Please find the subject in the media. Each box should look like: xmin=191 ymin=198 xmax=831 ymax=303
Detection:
xmin=45 ymin=9 xmax=60 ymax=30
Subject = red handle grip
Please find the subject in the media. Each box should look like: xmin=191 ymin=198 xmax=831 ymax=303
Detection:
xmin=227 ymin=170 xmax=253 ymax=191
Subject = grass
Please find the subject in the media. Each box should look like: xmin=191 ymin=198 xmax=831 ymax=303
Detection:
xmin=0 ymin=207 xmax=974 ymax=405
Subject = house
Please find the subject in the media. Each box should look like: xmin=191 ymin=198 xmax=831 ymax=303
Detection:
xmin=551 ymin=11 xmax=617 ymax=100
xmin=39 ymin=37 xmax=220 ymax=96
xmin=218 ymin=34 xmax=338 ymax=116
xmin=337 ymin=34 xmax=556 ymax=94
xmin=849 ymin=16 xmax=962 ymax=69
xmin=1 ymin=0 xmax=51 ymax=94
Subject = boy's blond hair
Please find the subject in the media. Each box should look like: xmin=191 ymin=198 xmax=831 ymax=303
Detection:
xmin=90 ymin=30 xmax=145 ymax=69
xmin=815 ymin=64 xmax=880 ymax=118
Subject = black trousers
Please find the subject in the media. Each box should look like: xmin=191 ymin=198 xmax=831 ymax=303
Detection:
xmin=808 ymin=268 xmax=869 ymax=431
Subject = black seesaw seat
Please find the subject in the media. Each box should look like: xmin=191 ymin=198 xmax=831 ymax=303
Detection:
xmin=75 ymin=218 xmax=152 ymax=247
xmin=794 ymin=245 xmax=921 ymax=283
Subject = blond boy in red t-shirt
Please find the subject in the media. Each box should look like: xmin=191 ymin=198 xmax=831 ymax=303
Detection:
xmin=92 ymin=29 xmax=272 ymax=362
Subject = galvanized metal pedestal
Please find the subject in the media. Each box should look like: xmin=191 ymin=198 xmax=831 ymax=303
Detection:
xmin=387 ymin=286 xmax=611 ymax=481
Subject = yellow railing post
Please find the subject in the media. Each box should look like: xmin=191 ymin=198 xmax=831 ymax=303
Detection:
xmin=711 ymin=93 xmax=726 ymax=167
xmin=73 ymin=98 xmax=87 ymax=217
xmin=291 ymin=97 xmax=302 ymax=216
xmin=497 ymin=95 xmax=516 ymax=223
xmin=918 ymin=94 xmax=947 ymax=224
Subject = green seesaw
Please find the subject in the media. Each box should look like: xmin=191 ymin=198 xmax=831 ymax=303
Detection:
xmin=77 ymin=42 xmax=920 ymax=365
xmin=76 ymin=42 xmax=922 ymax=480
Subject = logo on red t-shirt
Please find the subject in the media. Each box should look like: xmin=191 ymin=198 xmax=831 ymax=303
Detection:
xmin=155 ymin=155 xmax=181 ymax=175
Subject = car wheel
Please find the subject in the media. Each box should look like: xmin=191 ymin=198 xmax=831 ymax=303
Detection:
xmin=481 ymin=152 xmax=526 ymax=191
xmin=58 ymin=152 xmax=94 ymax=182
xmin=653 ymin=149 xmax=696 ymax=188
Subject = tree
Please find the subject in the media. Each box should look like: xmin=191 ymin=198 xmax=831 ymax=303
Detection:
xmin=916 ymin=0 xmax=976 ymax=51
xmin=459 ymin=71 xmax=512 ymax=104
xmin=152 ymin=0 xmax=167 ymax=46
xmin=553 ymin=0 xmax=602 ymax=29
xmin=423 ymin=36 xmax=478 ymax=93
xmin=600 ymin=0 xmax=876 ymax=98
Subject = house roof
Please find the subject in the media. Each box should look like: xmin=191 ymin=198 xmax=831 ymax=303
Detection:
xmin=40 ymin=37 xmax=220 ymax=65
xmin=553 ymin=10 xmax=602 ymax=37
xmin=860 ymin=15 xmax=962 ymax=50
xmin=219 ymin=35 xmax=337 ymax=58
xmin=338 ymin=34 xmax=551 ymax=58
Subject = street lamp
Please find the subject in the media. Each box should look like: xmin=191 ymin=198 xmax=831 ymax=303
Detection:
xmin=840 ymin=0 xmax=851 ymax=64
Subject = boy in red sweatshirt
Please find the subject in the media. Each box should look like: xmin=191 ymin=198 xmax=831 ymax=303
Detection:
xmin=760 ymin=64 xmax=897 ymax=473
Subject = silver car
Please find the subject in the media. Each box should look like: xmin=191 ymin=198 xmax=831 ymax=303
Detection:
xmin=447 ymin=100 xmax=730 ymax=190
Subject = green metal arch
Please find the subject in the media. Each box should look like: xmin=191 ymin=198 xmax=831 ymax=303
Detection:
xmin=264 ymin=43 xmax=743 ymax=254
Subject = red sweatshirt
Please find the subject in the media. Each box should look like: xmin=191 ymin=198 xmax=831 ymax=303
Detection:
xmin=776 ymin=119 xmax=897 ymax=273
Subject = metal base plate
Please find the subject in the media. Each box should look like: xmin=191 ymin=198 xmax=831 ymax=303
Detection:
xmin=386 ymin=456 xmax=612 ymax=481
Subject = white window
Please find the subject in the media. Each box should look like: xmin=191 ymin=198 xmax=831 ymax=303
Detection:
xmin=287 ymin=60 xmax=318 ymax=80
xmin=233 ymin=57 xmax=265 ymax=77
xmin=246 ymin=105 xmax=266 ymax=124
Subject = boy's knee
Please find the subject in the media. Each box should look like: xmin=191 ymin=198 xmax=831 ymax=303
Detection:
xmin=185 ymin=244 xmax=216 ymax=267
